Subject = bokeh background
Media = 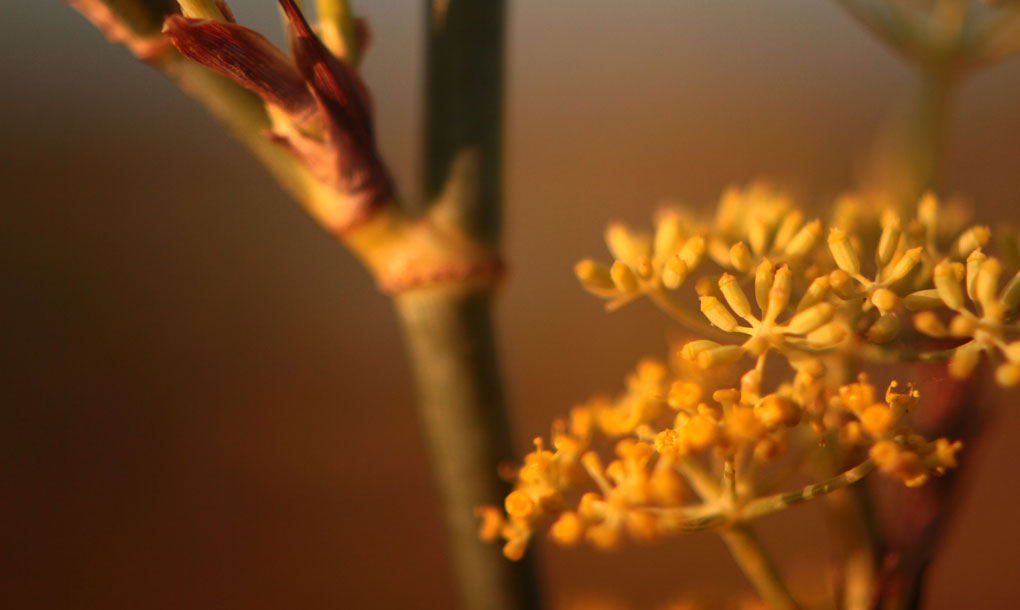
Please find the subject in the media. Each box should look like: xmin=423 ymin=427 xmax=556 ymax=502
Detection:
xmin=4 ymin=1 xmax=1020 ymax=608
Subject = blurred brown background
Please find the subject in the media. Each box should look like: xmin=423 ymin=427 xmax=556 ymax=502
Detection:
xmin=3 ymin=2 xmax=1020 ymax=608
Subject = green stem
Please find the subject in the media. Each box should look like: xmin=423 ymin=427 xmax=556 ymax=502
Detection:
xmin=741 ymin=459 xmax=876 ymax=521
xmin=398 ymin=3 xmax=541 ymax=609
xmin=422 ymin=0 xmax=506 ymax=246
xmin=720 ymin=525 xmax=800 ymax=610
xmin=395 ymin=287 xmax=540 ymax=610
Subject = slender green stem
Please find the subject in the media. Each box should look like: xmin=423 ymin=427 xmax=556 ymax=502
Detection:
xmin=720 ymin=525 xmax=800 ymax=610
xmin=741 ymin=459 xmax=876 ymax=521
xmin=395 ymin=287 xmax=540 ymax=610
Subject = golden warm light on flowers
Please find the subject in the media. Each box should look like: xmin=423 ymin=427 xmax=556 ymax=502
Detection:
xmin=481 ymin=185 xmax=1020 ymax=603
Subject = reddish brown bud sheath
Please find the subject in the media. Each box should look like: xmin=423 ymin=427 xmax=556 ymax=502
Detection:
xmin=277 ymin=0 xmax=392 ymax=210
xmin=163 ymin=15 xmax=315 ymax=119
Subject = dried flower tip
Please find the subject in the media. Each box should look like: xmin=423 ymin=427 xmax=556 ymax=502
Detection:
xmin=784 ymin=219 xmax=822 ymax=259
xmin=730 ymin=242 xmax=753 ymax=273
xmin=700 ymin=296 xmax=739 ymax=332
xmin=828 ymin=227 xmax=860 ymax=276
xmin=610 ymin=261 xmax=640 ymax=294
xmin=934 ymin=260 xmax=966 ymax=311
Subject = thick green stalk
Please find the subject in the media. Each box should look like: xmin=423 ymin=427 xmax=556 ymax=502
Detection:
xmin=422 ymin=0 xmax=506 ymax=246
xmin=390 ymin=2 xmax=541 ymax=609
xmin=395 ymin=287 xmax=540 ymax=610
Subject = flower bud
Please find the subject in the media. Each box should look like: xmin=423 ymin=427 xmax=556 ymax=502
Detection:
xmin=876 ymin=212 xmax=901 ymax=266
xmin=661 ymin=255 xmax=688 ymax=290
xmin=956 ymin=225 xmax=990 ymax=257
xmin=773 ymin=209 xmax=803 ymax=252
xmin=730 ymin=242 xmax=753 ymax=273
xmin=796 ymin=275 xmax=830 ymax=312
xmin=903 ymin=289 xmax=943 ymax=311
xmin=884 ymin=247 xmax=923 ymax=284
xmin=678 ymin=234 xmax=706 ymax=271
xmin=700 ymin=296 xmax=739 ymax=332
xmin=913 ymin=311 xmax=948 ymax=337
xmin=829 ymin=269 xmax=856 ymax=300
xmin=680 ymin=340 xmax=720 ymax=361
xmin=754 ymin=259 xmax=774 ymax=313
xmin=866 ymin=312 xmax=900 ymax=344
xmin=870 ymin=288 xmax=898 ymax=314
xmin=784 ymin=219 xmax=822 ymax=259
xmin=606 ymin=223 xmax=647 ymax=263
xmin=610 ymin=261 xmax=640 ymax=294
xmin=948 ymin=313 xmax=977 ymax=337
xmin=966 ymin=249 xmax=986 ymax=303
xmin=828 ymin=227 xmax=860 ymax=276
xmin=948 ymin=341 xmax=982 ymax=378
xmin=719 ymin=274 xmax=752 ymax=320
xmin=975 ymin=257 xmax=1002 ymax=310
xmin=575 ymin=259 xmax=616 ymax=295
xmin=765 ymin=265 xmax=792 ymax=323
xmin=996 ymin=363 xmax=1020 ymax=387
xmin=934 ymin=260 xmax=965 ymax=311
xmin=696 ymin=345 xmax=745 ymax=369
xmin=806 ymin=322 xmax=847 ymax=347
xmin=653 ymin=214 xmax=684 ymax=262
xmin=786 ymin=302 xmax=835 ymax=335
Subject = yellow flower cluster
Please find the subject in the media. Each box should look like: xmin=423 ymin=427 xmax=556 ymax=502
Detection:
xmin=482 ymin=184 xmax=1019 ymax=562
xmin=479 ymin=359 xmax=959 ymax=560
